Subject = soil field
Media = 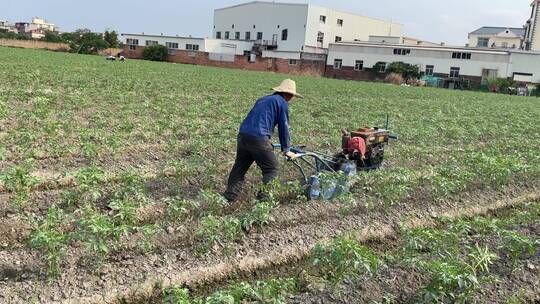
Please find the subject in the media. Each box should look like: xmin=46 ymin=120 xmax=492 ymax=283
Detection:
xmin=0 ymin=47 xmax=539 ymax=303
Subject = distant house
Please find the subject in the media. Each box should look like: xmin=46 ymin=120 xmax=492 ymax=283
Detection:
xmin=26 ymin=17 xmax=57 ymax=39
xmin=468 ymin=27 xmax=525 ymax=49
xmin=0 ymin=20 xmax=17 ymax=33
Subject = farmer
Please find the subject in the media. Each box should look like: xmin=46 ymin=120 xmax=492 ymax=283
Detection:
xmin=224 ymin=79 xmax=303 ymax=202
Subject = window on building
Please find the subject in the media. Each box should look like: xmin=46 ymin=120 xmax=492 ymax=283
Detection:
xmin=425 ymin=65 xmax=434 ymax=76
xmin=335 ymin=36 xmax=342 ymax=42
xmin=477 ymin=38 xmax=489 ymax=47
xmin=393 ymin=48 xmax=411 ymax=55
xmin=377 ymin=62 xmax=387 ymax=73
xmin=216 ymin=32 xmax=222 ymax=39
xmin=450 ymin=67 xmax=460 ymax=78
xmin=317 ymin=32 xmax=324 ymax=44
xmin=502 ymin=42 xmax=508 ymax=48
xmin=166 ymin=42 xmax=179 ymax=49
xmin=253 ymin=25 xmax=256 ymax=29
xmin=235 ymin=32 xmax=240 ymax=40
xmin=354 ymin=60 xmax=363 ymax=71
xmin=452 ymin=52 xmax=471 ymax=60
xmin=257 ymin=32 xmax=263 ymax=40
xmin=333 ymin=59 xmax=342 ymax=69
xmin=337 ymin=19 xmax=344 ymax=26
xmin=320 ymin=15 xmax=326 ymax=23
xmin=245 ymin=32 xmax=251 ymax=40
xmin=168 ymin=49 xmax=176 ymax=55
xmin=129 ymin=45 xmax=137 ymax=51
xmin=186 ymin=44 xmax=199 ymax=51
xmin=232 ymin=24 xmax=235 ymax=29
xmin=145 ymin=40 xmax=158 ymax=46
xmin=126 ymin=38 xmax=139 ymax=45
xmin=225 ymin=31 xmax=230 ymax=39
xmin=282 ymin=29 xmax=288 ymax=41
xmin=289 ymin=59 xmax=297 ymax=65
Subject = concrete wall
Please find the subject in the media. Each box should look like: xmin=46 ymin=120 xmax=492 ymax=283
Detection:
xmin=122 ymin=44 xmax=326 ymax=77
xmin=0 ymin=39 xmax=69 ymax=51
xmin=509 ymin=52 xmax=540 ymax=83
xmin=327 ymin=43 xmax=511 ymax=79
xmin=213 ymin=2 xmax=309 ymax=52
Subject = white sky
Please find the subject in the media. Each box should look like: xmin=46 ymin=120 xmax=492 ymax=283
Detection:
xmin=2 ymin=0 xmax=534 ymax=45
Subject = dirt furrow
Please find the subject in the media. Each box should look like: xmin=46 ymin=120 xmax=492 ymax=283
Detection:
xmin=59 ymin=188 xmax=540 ymax=303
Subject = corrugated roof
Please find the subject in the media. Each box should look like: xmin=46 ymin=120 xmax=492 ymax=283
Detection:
xmin=469 ymin=27 xmax=526 ymax=37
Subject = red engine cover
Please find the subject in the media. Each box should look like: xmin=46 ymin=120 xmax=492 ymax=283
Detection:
xmin=347 ymin=137 xmax=367 ymax=159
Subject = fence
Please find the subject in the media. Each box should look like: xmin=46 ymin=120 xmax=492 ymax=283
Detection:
xmin=0 ymin=39 xmax=69 ymax=51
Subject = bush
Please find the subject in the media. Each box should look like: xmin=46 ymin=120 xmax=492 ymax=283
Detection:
xmin=143 ymin=45 xmax=169 ymax=62
xmin=485 ymin=78 xmax=517 ymax=94
xmin=387 ymin=61 xmax=420 ymax=79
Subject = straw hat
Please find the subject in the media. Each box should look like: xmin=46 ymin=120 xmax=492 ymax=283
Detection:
xmin=272 ymin=79 xmax=304 ymax=98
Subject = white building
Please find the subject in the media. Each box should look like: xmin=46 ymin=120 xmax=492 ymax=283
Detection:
xmin=213 ymin=1 xmax=402 ymax=55
xmin=23 ymin=17 xmax=57 ymax=39
xmin=326 ymin=41 xmax=540 ymax=84
xmin=468 ymin=27 xmax=525 ymax=49
xmin=525 ymin=0 xmax=540 ymax=51
xmin=121 ymin=33 xmax=254 ymax=56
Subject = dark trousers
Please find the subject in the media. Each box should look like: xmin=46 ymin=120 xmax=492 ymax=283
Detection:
xmin=224 ymin=134 xmax=279 ymax=201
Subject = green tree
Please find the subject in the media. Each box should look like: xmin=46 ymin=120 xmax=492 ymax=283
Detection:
xmin=103 ymin=30 xmax=119 ymax=48
xmin=387 ymin=62 xmax=420 ymax=79
xmin=68 ymin=29 xmax=110 ymax=54
xmin=143 ymin=44 xmax=169 ymax=61
xmin=42 ymin=30 xmax=63 ymax=43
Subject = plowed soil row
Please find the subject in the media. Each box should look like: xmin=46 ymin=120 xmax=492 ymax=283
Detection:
xmin=1 ymin=182 xmax=537 ymax=304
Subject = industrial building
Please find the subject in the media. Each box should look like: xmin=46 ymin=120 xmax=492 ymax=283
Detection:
xmin=122 ymin=1 xmax=401 ymax=75
xmin=325 ymin=41 xmax=540 ymax=84
xmin=213 ymin=1 xmax=402 ymax=55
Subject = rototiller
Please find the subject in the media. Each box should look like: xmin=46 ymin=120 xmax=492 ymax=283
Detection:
xmin=274 ymin=122 xmax=397 ymax=200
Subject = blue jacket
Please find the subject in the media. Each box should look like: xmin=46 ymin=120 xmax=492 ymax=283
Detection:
xmin=239 ymin=94 xmax=291 ymax=152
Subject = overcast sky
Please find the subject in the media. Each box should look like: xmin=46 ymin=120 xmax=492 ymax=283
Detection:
xmin=2 ymin=0 xmax=533 ymax=45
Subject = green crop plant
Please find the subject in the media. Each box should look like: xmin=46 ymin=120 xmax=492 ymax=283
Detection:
xmin=0 ymin=159 xmax=42 ymax=206
xmin=199 ymin=189 xmax=230 ymax=215
xmin=162 ymin=286 xmax=191 ymax=304
xmin=240 ymin=199 xmax=279 ymax=231
xmin=72 ymin=166 xmax=107 ymax=202
xmin=203 ymin=278 xmax=299 ymax=304
xmin=195 ymin=215 xmax=243 ymax=253
xmin=28 ymin=204 xmax=71 ymax=279
xmin=420 ymin=244 xmax=498 ymax=303
xmin=499 ymin=231 xmax=538 ymax=270
xmin=310 ymin=235 xmax=383 ymax=286
xmin=75 ymin=204 xmax=122 ymax=266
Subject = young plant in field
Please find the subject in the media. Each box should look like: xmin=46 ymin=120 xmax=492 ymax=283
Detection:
xmin=0 ymin=159 xmax=42 ymax=206
xmin=499 ymin=231 xmax=538 ymax=270
xmin=162 ymin=286 xmax=190 ymax=304
xmin=202 ymin=278 xmax=299 ymax=304
xmin=199 ymin=189 xmax=230 ymax=215
xmin=72 ymin=166 xmax=107 ymax=202
xmin=28 ymin=204 xmax=71 ymax=279
xmin=75 ymin=204 xmax=122 ymax=266
xmin=421 ymin=244 xmax=498 ymax=304
xmin=240 ymin=199 xmax=279 ymax=231
xmin=310 ymin=235 xmax=382 ymax=286
xmin=195 ymin=215 xmax=243 ymax=253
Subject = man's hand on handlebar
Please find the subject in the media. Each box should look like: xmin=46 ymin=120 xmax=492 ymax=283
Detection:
xmin=284 ymin=151 xmax=299 ymax=160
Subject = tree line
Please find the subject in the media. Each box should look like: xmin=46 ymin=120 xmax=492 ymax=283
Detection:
xmin=0 ymin=28 xmax=119 ymax=55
